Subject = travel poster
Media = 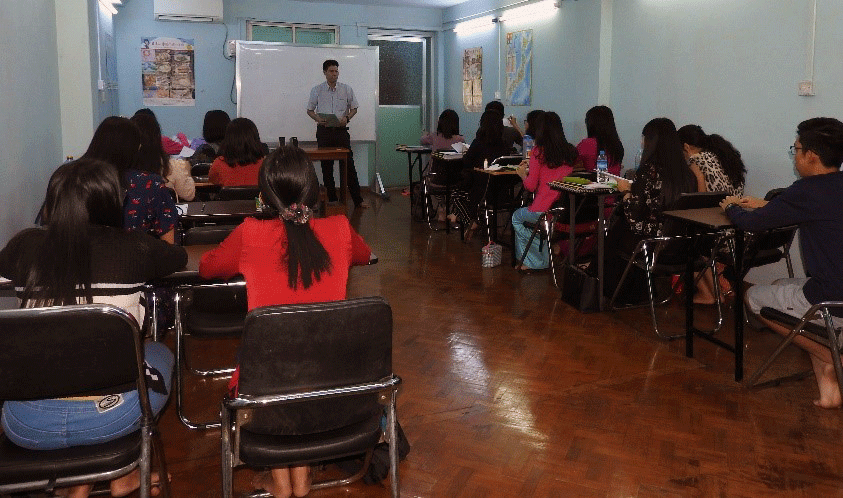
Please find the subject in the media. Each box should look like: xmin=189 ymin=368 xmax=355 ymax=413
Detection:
xmin=142 ymin=37 xmax=195 ymax=106
xmin=505 ymin=30 xmax=532 ymax=106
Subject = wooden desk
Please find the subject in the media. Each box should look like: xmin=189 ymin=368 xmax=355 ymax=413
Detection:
xmin=302 ymin=147 xmax=350 ymax=204
xmin=548 ymin=181 xmax=618 ymax=310
xmin=664 ymin=206 xmax=745 ymax=381
xmin=179 ymin=200 xmax=261 ymax=225
xmin=396 ymin=146 xmax=432 ymax=214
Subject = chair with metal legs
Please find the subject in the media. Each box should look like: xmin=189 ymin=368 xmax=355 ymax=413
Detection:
xmin=0 ymin=304 xmax=170 ymax=498
xmin=746 ymin=303 xmax=843 ymax=401
xmin=220 ymin=297 xmax=402 ymax=498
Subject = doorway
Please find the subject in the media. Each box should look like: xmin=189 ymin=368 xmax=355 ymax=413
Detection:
xmin=368 ymin=31 xmax=434 ymax=189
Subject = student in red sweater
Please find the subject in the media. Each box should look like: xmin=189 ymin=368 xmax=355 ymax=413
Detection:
xmin=199 ymin=145 xmax=371 ymax=498
xmin=208 ymin=117 xmax=266 ymax=186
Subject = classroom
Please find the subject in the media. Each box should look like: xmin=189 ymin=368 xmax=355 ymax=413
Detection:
xmin=2 ymin=0 xmax=843 ymax=496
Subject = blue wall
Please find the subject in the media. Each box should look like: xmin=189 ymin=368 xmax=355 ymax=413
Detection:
xmin=443 ymin=0 xmax=602 ymax=144
xmin=113 ymin=0 xmax=441 ymax=187
xmin=0 ymin=1 xmax=62 ymax=244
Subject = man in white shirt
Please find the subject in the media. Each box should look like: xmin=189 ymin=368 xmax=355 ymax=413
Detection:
xmin=306 ymin=59 xmax=368 ymax=208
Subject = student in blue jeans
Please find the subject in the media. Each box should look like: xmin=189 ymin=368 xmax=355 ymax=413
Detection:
xmin=0 ymin=158 xmax=186 ymax=498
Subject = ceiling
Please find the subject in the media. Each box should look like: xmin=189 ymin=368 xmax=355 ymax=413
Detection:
xmin=299 ymin=0 xmax=468 ymax=8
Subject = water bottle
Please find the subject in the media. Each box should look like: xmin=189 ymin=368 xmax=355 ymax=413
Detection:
xmin=523 ymin=134 xmax=534 ymax=159
xmin=596 ymin=150 xmax=608 ymax=183
xmin=634 ymin=148 xmax=643 ymax=169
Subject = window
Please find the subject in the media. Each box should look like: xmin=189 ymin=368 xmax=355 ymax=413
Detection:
xmin=248 ymin=21 xmax=338 ymax=45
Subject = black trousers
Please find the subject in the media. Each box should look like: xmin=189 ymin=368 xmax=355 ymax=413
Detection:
xmin=316 ymin=125 xmax=363 ymax=205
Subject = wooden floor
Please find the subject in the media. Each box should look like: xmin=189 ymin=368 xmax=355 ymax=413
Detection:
xmin=159 ymin=191 xmax=843 ymax=498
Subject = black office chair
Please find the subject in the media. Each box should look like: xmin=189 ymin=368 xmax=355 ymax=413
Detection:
xmin=0 ymin=304 xmax=170 ymax=498
xmin=217 ymin=185 xmax=261 ymax=201
xmin=746 ymin=303 xmax=843 ymax=402
xmin=609 ymin=191 xmax=729 ymax=339
xmin=221 ymin=297 xmax=402 ymax=498
xmin=174 ymin=276 xmax=247 ymax=430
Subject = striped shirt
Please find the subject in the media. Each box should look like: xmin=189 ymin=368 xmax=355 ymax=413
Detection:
xmin=307 ymin=81 xmax=358 ymax=119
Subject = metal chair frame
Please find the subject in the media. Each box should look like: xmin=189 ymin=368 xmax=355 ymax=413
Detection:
xmin=221 ymin=376 xmax=402 ymax=498
xmin=174 ymin=281 xmax=247 ymax=430
xmin=746 ymin=302 xmax=843 ymax=400
xmin=0 ymin=304 xmax=169 ymax=498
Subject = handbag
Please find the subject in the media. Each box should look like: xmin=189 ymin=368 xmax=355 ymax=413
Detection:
xmin=481 ymin=242 xmax=503 ymax=268
xmin=560 ymin=264 xmax=601 ymax=313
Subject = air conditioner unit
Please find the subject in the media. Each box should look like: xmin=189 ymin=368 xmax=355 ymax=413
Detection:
xmin=154 ymin=0 xmax=223 ymax=23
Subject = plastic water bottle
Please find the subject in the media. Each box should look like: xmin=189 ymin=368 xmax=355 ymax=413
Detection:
xmin=634 ymin=148 xmax=643 ymax=169
xmin=523 ymin=134 xmax=534 ymax=159
xmin=596 ymin=150 xmax=608 ymax=183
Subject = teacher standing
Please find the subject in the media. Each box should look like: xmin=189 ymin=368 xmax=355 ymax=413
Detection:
xmin=306 ymin=59 xmax=368 ymax=209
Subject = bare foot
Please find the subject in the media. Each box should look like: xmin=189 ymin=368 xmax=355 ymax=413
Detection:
xmin=811 ymin=355 xmax=842 ymax=409
xmin=59 ymin=484 xmax=92 ymax=498
xmin=290 ymin=465 xmax=311 ymax=497
xmin=253 ymin=469 xmax=293 ymax=498
xmin=447 ymin=213 xmax=458 ymax=224
xmin=110 ymin=469 xmax=168 ymax=497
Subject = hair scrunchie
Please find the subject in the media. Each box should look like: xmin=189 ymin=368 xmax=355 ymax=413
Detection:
xmin=279 ymin=203 xmax=312 ymax=225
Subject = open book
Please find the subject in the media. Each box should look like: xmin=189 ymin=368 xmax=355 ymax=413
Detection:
xmin=451 ymin=142 xmax=469 ymax=153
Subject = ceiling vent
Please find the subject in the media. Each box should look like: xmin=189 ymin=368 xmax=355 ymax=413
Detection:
xmin=154 ymin=0 xmax=222 ymax=23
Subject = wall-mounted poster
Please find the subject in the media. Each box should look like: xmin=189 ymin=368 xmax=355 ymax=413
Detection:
xmin=142 ymin=37 xmax=195 ymax=106
xmin=463 ymin=47 xmax=483 ymax=112
xmin=505 ymin=30 xmax=532 ymax=106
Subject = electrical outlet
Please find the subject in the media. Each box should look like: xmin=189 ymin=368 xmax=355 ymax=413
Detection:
xmin=226 ymin=40 xmax=236 ymax=58
xmin=798 ymin=80 xmax=815 ymax=96
xmin=494 ymin=91 xmax=501 ymax=100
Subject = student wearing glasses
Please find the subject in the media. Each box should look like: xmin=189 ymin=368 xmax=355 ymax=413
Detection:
xmin=721 ymin=117 xmax=843 ymax=409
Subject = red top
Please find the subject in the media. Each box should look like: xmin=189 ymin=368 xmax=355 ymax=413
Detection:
xmin=576 ymin=137 xmax=621 ymax=176
xmin=208 ymin=157 xmax=264 ymax=186
xmin=199 ymin=216 xmax=372 ymax=310
xmin=524 ymin=147 xmax=572 ymax=213
xmin=199 ymin=215 xmax=372 ymax=392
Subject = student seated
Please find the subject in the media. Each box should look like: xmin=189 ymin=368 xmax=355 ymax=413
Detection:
xmin=422 ymin=109 xmax=465 ymax=221
xmin=597 ymin=117 xmax=696 ymax=304
xmin=678 ymin=124 xmax=746 ymax=304
xmin=721 ymin=117 xmax=843 ymax=409
xmin=132 ymin=112 xmax=196 ymax=201
xmin=209 ymin=117 xmax=266 ymax=187
xmin=575 ymin=106 xmax=624 ymax=176
xmin=83 ymin=116 xmax=179 ymax=244
xmin=512 ymin=111 xmax=576 ymax=270
xmin=0 ymin=159 xmax=186 ymax=498
xmin=199 ymin=145 xmax=372 ymax=497
xmin=190 ymin=109 xmax=231 ymax=154
xmin=421 ymin=109 xmax=464 ymax=152
xmin=449 ymin=110 xmax=515 ymax=240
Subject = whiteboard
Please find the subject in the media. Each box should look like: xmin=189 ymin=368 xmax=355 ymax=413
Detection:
xmin=236 ymin=41 xmax=378 ymax=143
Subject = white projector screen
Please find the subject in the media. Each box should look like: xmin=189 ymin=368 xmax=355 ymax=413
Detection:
xmin=235 ymin=41 xmax=379 ymax=143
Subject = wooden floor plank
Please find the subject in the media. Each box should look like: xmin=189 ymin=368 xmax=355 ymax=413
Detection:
xmin=154 ymin=193 xmax=843 ymax=497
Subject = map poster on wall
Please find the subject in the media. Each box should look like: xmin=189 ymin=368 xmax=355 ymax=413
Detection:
xmin=505 ymin=30 xmax=532 ymax=106
xmin=463 ymin=47 xmax=483 ymax=112
xmin=141 ymin=37 xmax=195 ymax=106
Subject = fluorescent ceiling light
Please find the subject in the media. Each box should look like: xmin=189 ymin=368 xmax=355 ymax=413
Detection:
xmin=499 ymin=0 xmax=558 ymax=23
xmin=454 ymin=16 xmax=494 ymax=35
xmin=99 ymin=0 xmax=119 ymax=15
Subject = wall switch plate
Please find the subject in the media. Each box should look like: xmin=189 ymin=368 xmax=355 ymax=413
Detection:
xmin=226 ymin=40 xmax=236 ymax=58
xmin=494 ymin=91 xmax=501 ymax=99
xmin=798 ymin=80 xmax=815 ymax=96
